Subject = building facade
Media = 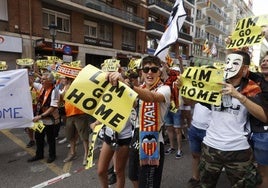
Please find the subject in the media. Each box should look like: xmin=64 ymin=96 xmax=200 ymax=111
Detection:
xmin=0 ymin=0 xmax=253 ymax=70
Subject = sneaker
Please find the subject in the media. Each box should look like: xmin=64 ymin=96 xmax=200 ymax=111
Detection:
xmin=187 ymin=177 xmax=200 ymax=188
xmin=165 ymin=148 xmax=175 ymax=155
xmin=58 ymin=138 xmax=67 ymax=144
xmin=108 ymin=172 xmax=117 ymax=185
xmin=83 ymin=156 xmax=87 ymax=166
xmin=26 ymin=140 xmax=35 ymax=148
xmin=67 ymin=140 xmax=79 ymax=148
xmin=175 ymin=151 xmax=183 ymax=159
xmin=63 ymin=153 xmax=77 ymax=163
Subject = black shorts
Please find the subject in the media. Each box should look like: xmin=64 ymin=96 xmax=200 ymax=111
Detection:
xmin=103 ymin=134 xmax=132 ymax=147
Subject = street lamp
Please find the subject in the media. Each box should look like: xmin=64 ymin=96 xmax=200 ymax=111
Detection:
xmin=48 ymin=23 xmax=57 ymax=56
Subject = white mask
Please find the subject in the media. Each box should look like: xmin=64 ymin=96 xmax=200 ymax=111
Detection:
xmin=224 ymin=54 xmax=243 ymax=79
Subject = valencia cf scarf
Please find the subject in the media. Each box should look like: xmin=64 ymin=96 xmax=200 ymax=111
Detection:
xmin=139 ymin=78 xmax=162 ymax=166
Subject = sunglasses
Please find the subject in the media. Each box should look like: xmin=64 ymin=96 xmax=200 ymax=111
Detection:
xmin=142 ymin=66 xmax=159 ymax=73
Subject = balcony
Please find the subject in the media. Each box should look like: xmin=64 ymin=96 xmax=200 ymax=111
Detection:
xmin=44 ymin=0 xmax=145 ymax=29
xmin=85 ymin=1 xmax=145 ymax=26
xmin=146 ymin=21 xmax=165 ymax=37
xmin=147 ymin=0 xmax=172 ymax=18
xmin=211 ymin=0 xmax=228 ymax=8
xmin=196 ymin=0 xmax=208 ymax=9
xmin=178 ymin=32 xmax=193 ymax=43
xmin=224 ymin=4 xmax=234 ymax=12
xmin=184 ymin=16 xmax=194 ymax=27
xmin=205 ymin=19 xmax=226 ymax=36
xmin=195 ymin=14 xmax=206 ymax=26
xmin=206 ymin=3 xmax=226 ymax=22
xmin=184 ymin=0 xmax=195 ymax=9
xmin=194 ymin=32 xmax=206 ymax=43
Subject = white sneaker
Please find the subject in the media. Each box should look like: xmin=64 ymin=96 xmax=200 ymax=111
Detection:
xmin=58 ymin=138 xmax=67 ymax=144
xmin=66 ymin=140 xmax=79 ymax=148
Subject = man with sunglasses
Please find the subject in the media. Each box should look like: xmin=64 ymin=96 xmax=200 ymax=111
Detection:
xmin=106 ymin=55 xmax=171 ymax=188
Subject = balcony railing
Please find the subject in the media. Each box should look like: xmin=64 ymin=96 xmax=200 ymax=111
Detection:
xmin=179 ymin=32 xmax=193 ymax=42
xmin=147 ymin=21 xmax=165 ymax=32
xmin=85 ymin=0 xmax=144 ymax=25
xmin=147 ymin=0 xmax=173 ymax=12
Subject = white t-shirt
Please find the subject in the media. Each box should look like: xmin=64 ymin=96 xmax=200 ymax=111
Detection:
xmin=203 ymin=97 xmax=250 ymax=151
xmin=191 ymin=103 xmax=210 ymax=130
xmin=133 ymin=84 xmax=171 ymax=143
xmin=118 ymin=117 xmax=133 ymax=139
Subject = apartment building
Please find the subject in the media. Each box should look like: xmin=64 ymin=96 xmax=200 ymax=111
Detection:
xmin=193 ymin=0 xmax=253 ymax=66
xmin=0 ymin=0 xmax=253 ymax=70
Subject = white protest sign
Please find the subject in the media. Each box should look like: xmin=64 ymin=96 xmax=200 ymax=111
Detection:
xmin=0 ymin=69 xmax=33 ymax=129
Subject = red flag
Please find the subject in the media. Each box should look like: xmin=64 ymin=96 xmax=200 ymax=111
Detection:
xmin=203 ymin=39 xmax=210 ymax=54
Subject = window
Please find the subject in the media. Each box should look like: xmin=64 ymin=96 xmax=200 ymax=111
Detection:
xmin=84 ymin=21 xmax=97 ymax=38
xmin=98 ymin=24 xmax=112 ymax=41
xmin=122 ymin=28 xmax=135 ymax=45
xmin=43 ymin=9 xmax=70 ymax=33
xmin=84 ymin=21 xmax=112 ymax=41
xmin=0 ymin=0 xmax=8 ymax=21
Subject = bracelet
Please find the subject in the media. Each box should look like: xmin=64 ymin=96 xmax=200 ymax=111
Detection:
xmin=40 ymin=114 xmax=45 ymax=118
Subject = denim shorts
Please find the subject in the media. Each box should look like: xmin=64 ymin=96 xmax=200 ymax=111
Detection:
xmin=188 ymin=125 xmax=206 ymax=153
xmin=250 ymin=132 xmax=268 ymax=165
xmin=164 ymin=110 xmax=182 ymax=128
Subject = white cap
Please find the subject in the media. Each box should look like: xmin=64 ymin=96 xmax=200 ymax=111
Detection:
xmin=171 ymin=66 xmax=181 ymax=72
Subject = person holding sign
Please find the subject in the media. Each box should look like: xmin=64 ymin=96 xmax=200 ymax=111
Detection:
xmin=28 ymin=72 xmax=60 ymax=163
xmin=106 ymin=55 xmax=171 ymax=188
xmin=96 ymin=59 xmax=133 ymax=188
xmin=62 ymin=77 xmax=90 ymax=166
xmin=199 ymin=51 xmax=267 ymax=187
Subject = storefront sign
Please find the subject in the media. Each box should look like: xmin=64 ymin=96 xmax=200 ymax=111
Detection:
xmin=35 ymin=40 xmax=78 ymax=54
xmin=0 ymin=35 xmax=22 ymax=53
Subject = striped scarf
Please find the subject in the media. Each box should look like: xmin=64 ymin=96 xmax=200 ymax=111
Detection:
xmin=139 ymin=78 xmax=163 ymax=166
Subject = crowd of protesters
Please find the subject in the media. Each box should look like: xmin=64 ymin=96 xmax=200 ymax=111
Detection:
xmin=1 ymin=43 xmax=267 ymax=188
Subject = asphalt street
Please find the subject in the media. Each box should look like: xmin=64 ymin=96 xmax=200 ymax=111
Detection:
xmin=0 ymin=127 xmax=229 ymax=188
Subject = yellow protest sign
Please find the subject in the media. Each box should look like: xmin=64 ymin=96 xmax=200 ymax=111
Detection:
xmin=226 ymin=15 xmax=268 ymax=49
xmin=64 ymin=64 xmax=138 ymax=133
xmin=36 ymin=59 xmax=51 ymax=68
xmin=85 ymin=124 xmax=103 ymax=169
xmin=101 ymin=59 xmax=120 ymax=72
xmin=32 ymin=120 xmax=45 ymax=133
xmin=16 ymin=58 xmax=34 ymax=66
xmin=0 ymin=61 xmax=8 ymax=70
xmin=69 ymin=60 xmax=81 ymax=68
xmin=180 ymin=67 xmax=223 ymax=105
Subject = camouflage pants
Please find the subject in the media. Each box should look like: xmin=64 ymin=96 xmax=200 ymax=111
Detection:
xmin=199 ymin=143 xmax=261 ymax=188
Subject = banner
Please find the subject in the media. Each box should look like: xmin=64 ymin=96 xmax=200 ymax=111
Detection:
xmin=64 ymin=64 xmax=138 ymax=133
xmin=0 ymin=69 xmax=33 ymax=129
xmin=154 ymin=0 xmax=187 ymax=61
xmin=180 ymin=67 xmax=223 ymax=105
xmin=226 ymin=15 xmax=268 ymax=49
xmin=85 ymin=124 xmax=103 ymax=169
xmin=57 ymin=64 xmax=82 ymax=79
